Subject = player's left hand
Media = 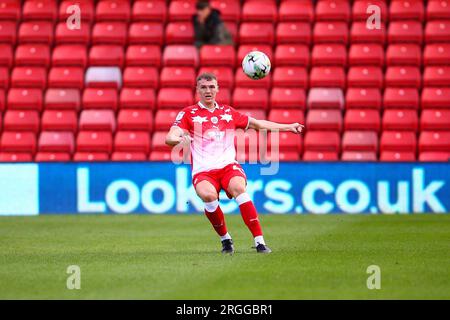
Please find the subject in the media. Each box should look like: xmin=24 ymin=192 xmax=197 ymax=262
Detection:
xmin=289 ymin=123 xmax=304 ymax=134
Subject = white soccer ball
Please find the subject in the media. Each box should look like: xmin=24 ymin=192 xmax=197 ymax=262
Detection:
xmin=242 ymin=51 xmax=271 ymax=80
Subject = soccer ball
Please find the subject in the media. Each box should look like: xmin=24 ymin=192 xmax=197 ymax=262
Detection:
xmin=242 ymin=51 xmax=271 ymax=80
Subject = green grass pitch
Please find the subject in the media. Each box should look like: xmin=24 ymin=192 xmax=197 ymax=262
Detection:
xmin=0 ymin=214 xmax=449 ymax=299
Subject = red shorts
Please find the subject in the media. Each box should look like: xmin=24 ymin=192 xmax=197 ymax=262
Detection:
xmin=192 ymin=163 xmax=247 ymax=199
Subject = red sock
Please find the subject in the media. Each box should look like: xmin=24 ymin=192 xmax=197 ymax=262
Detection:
xmin=205 ymin=205 xmax=228 ymax=237
xmin=239 ymin=201 xmax=263 ymax=237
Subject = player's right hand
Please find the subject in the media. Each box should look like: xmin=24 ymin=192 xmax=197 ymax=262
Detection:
xmin=178 ymin=134 xmax=192 ymax=145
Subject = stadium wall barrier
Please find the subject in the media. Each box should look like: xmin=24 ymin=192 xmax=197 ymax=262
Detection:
xmin=0 ymin=162 xmax=449 ymax=215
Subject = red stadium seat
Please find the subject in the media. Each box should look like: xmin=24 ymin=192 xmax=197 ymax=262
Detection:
xmin=419 ymin=152 xmax=450 ymax=162
xmin=95 ymin=0 xmax=130 ymax=22
xmin=312 ymin=44 xmax=347 ymax=67
xmin=165 ymin=22 xmax=195 ymax=44
xmin=45 ymin=89 xmax=80 ymax=110
xmin=309 ymin=67 xmax=346 ymax=89
xmin=79 ymin=110 xmax=116 ymax=132
xmin=117 ymin=109 xmax=153 ymax=131
xmin=270 ymin=88 xmax=306 ymax=109
xmin=380 ymin=131 xmax=417 ymax=153
xmin=306 ymin=109 xmax=342 ymax=132
xmin=128 ymin=23 xmax=163 ymax=45
xmin=0 ymin=131 xmax=36 ymax=154
xmin=0 ymin=0 xmax=20 ymax=20
xmin=380 ymin=151 xmax=416 ymax=162
xmin=383 ymin=88 xmax=419 ymax=109
xmin=114 ymin=131 xmax=151 ymax=153
xmin=316 ymin=0 xmax=350 ymax=21
xmin=82 ymin=88 xmax=118 ymax=111
xmin=163 ymin=45 xmax=199 ymax=67
xmin=54 ymin=21 xmax=90 ymax=45
xmin=126 ymin=45 xmax=161 ymax=68
xmin=274 ymin=45 xmax=309 ymax=67
xmin=38 ymin=131 xmax=75 ymax=153
xmin=0 ymin=21 xmax=16 ymax=45
xmin=341 ymin=151 xmax=377 ymax=161
xmin=348 ymin=44 xmax=384 ymax=67
xmin=304 ymin=131 xmax=340 ymax=152
xmin=263 ymin=150 xmax=300 ymax=162
xmin=425 ymin=20 xmax=450 ymax=43
xmin=235 ymin=69 xmax=271 ymax=89
xmin=421 ymin=88 xmax=450 ymax=109
xmin=200 ymin=45 xmax=235 ymax=68
xmin=76 ymin=131 xmax=113 ymax=154
xmin=232 ymin=88 xmax=269 ymax=109
xmin=350 ymin=21 xmax=386 ymax=45
xmin=352 ymin=0 xmax=388 ymax=21
xmin=385 ymin=67 xmax=421 ymax=88
xmin=308 ymin=88 xmax=344 ymax=109
xmin=382 ymin=109 xmax=418 ymax=131
xmin=420 ymin=110 xmax=450 ymax=131
xmin=242 ymin=1 xmax=277 ymax=22
xmin=313 ymin=22 xmax=348 ymax=45
xmin=346 ymin=88 xmax=381 ymax=110
xmin=22 ymin=0 xmax=57 ymax=21
xmin=0 ymin=68 xmax=9 ymax=90
xmin=0 ymin=152 xmax=33 ymax=162
xmin=59 ymin=0 xmax=94 ymax=22
xmin=132 ymin=0 xmax=167 ymax=23
xmin=119 ymin=88 xmax=155 ymax=109
xmin=168 ymin=0 xmax=196 ymax=22
xmin=52 ymin=45 xmax=88 ymax=68
xmin=426 ymin=0 xmax=450 ymax=20
xmin=160 ymin=67 xmax=196 ymax=88
xmin=92 ymin=22 xmax=127 ymax=46
xmin=73 ymin=152 xmax=109 ymax=161
xmin=347 ymin=66 xmax=383 ymax=89
xmin=11 ymin=67 xmax=47 ymax=89
xmin=35 ymin=152 xmax=71 ymax=162
xmin=278 ymin=0 xmax=314 ymax=22
xmin=272 ymin=67 xmax=308 ymax=88
xmin=423 ymin=67 xmax=450 ymax=87
xmin=3 ymin=110 xmax=39 ymax=133
xmin=41 ymin=110 xmax=78 ymax=133
xmin=154 ymin=109 xmax=180 ymax=131
xmin=211 ymin=0 xmax=240 ymax=23
xmin=266 ymin=131 xmax=302 ymax=153
xmin=237 ymin=45 xmax=273 ymax=69
xmin=0 ymin=89 xmax=4 ymax=112
xmin=268 ymin=109 xmax=305 ymax=126
xmin=0 ymin=44 xmax=13 ymax=68
xmin=386 ymin=44 xmax=421 ymax=67
xmin=15 ymin=44 xmax=50 ymax=67
xmin=303 ymin=151 xmax=339 ymax=161
xmin=112 ymin=152 xmax=147 ymax=161
xmin=276 ymin=22 xmax=311 ymax=45
xmin=342 ymin=131 xmax=378 ymax=152
xmin=388 ymin=21 xmax=423 ymax=44
xmin=89 ymin=45 xmax=124 ymax=67
xmin=48 ymin=67 xmax=84 ymax=90
xmin=344 ymin=109 xmax=380 ymax=132
xmin=419 ymin=131 xmax=450 ymax=152
xmin=123 ymin=67 xmax=159 ymax=89
xmin=7 ymin=88 xmax=43 ymax=111
xmin=197 ymin=67 xmax=234 ymax=89
xmin=239 ymin=23 xmax=274 ymax=45
xmin=19 ymin=21 xmax=54 ymax=45
xmin=390 ymin=0 xmax=424 ymax=21
xmin=423 ymin=44 xmax=450 ymax=66
xmin=157 ymin=88 xmax=194 ymax=109
xmin=152 ymin=131 xmax=171 ymax=152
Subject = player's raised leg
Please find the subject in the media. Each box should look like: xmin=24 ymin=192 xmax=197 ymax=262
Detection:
xmin=195 ymin=180 xmax=234 ymax=254
xmin=226 ymin=176 xmax=272 ymax=253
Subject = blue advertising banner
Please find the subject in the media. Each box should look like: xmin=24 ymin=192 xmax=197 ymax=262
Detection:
xmin=0 ymin=162 xmax=449 ymax=215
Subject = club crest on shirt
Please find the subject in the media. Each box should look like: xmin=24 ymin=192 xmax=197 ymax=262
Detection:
xmin=211 ymin=116 xmax=218 ymax=124
xmin=176 ymin=111 xmax=185 ymax=121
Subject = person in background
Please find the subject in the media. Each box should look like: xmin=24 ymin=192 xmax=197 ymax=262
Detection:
xmin=192 ymin=0 xmax=233 ymax=48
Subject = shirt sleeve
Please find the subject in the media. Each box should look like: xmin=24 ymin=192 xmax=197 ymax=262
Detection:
xmin=231 ymin=108 xmax=250 ymax=130
xmin=172 ymin=109 xmax=191 ymax=131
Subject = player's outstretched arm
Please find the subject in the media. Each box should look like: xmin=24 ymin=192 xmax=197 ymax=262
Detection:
xmin=248 ymin=118 xmax=304 ymax=134
xmin=165 ymin=126 xmax=192 ymax=147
